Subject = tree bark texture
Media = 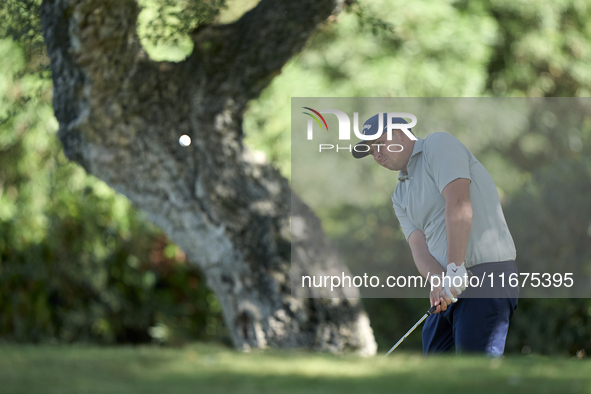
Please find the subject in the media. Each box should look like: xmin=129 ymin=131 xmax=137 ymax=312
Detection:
xmin=40 ymin=0 xmax=377 ymax=355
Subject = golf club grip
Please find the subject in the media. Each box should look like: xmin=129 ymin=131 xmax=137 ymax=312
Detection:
xmin=427 ymin=305 xmax=437 ymax=315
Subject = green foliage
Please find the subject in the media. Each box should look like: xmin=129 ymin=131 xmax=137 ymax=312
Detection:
xmin=348 ymin=0 xmax=399 ymax=41
xmin=138 ymin=0 xmax=226 ymax=45
xmin=503 ymin=157 xmax=591 ymax=355
xmin=0 ymin=0 xmax=43 ymax=47
xmin=483 ymin=0 xmax=591 ymax=96
xmin=244 ymin=0 xmax=498 ymax=178
xmin=0 ymin=38 xmax=227 ymax=345
xmin=243 ymin=0 xmax=591 ymax=179
xmin=0 ymin=0 xmax=226 ymax=63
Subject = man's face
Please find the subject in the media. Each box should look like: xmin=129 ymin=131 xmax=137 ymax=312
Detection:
xmin=367 ymin=130 xmax=413 ymax=171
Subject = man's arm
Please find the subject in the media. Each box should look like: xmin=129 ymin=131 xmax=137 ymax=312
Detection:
xmin=442 ymin=178 xmax=473 ymax=267
xmin=408 ymin=230 xmax=453 ymax=313
xmin=408 ymin=230 xmax=444 ymax=279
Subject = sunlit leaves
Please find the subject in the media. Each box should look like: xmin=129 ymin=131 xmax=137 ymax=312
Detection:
xmin=137 ymin=0 xmax=226 ymax=45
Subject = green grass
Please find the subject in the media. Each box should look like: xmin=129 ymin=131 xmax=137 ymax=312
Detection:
xmin=0 ymin=343 xmax=589 ymax=394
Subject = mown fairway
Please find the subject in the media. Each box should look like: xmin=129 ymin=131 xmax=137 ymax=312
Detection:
xmin=1 ymin=343 xmax=589 ymax=394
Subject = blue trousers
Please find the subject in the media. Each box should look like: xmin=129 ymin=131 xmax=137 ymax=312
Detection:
xmin=422 ymin=261 xmax=519 ymax=357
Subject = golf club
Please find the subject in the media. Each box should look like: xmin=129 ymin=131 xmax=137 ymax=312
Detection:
xmin=384 ymin=304 xmax=438 ymax=356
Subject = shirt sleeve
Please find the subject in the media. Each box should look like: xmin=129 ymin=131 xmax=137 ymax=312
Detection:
xmin=424 ymin=132 xmax=472 ymax=194
xmin=392 ymin=194 xmax=419 ymax=242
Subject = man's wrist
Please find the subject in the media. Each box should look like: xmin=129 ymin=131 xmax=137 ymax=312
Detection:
xmin=428 ymin=272 xmax=444 ymax=289
xmin=447 ymin=261 xmax=465 ymax=267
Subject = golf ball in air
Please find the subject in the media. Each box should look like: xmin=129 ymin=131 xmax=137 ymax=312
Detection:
xmin=179 ymin=134 xmax=191 ymax=147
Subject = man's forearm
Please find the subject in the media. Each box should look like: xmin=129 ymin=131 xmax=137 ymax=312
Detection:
xmin=415 ymin=252 xmax=445 ymax=280
xmin=445 ymin=199 xmax=473 ymax=266
xmin=408 ymin=231 xmax=445 ymax=279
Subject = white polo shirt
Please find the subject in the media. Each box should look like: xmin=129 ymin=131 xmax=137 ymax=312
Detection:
xmin=391 ymin=132 xmax=517 ymax=269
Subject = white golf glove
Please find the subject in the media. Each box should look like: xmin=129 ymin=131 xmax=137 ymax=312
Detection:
xmin=443 ymin=262 xmax=468 ymax=303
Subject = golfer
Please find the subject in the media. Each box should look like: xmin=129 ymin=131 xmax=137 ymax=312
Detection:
xmin=352 ymin=113 xmax=519 ymax=356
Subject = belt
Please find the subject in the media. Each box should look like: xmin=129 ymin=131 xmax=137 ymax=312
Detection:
xmin=467 ymin=260 xmax=517 ymax=276
xmin=461 ymin=260 xmax=519 ymax=298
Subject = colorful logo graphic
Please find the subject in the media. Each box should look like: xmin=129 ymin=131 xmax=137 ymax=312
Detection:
xmin=302 ymin=107 xmax=329 ymax=132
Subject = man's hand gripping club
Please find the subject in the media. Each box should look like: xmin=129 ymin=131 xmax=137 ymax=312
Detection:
xmin=429 ymin=262 xmax=469 ymax=313
xmin=443 ymin=261 xmax=468 ymax=302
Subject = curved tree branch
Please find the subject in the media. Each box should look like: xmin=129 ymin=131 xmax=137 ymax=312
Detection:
xmin=189 ymin=0 xmax=346 ymax=107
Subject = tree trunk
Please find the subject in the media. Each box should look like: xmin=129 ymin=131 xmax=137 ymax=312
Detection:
xmin=39 ymin=0 xmax=376 ymax=355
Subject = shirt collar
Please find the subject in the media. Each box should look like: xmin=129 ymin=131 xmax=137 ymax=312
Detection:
xmin=397 ymin=136 xmax=424 ymax=182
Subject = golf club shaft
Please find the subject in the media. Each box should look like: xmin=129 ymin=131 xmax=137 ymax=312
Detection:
xmin=384 ymin=305 xmax=437 ymax=356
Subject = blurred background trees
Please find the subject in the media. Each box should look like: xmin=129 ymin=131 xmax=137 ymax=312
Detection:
xmin=0 ymin=31 xmax=226 ymax=343
xmin=1 ymin=0 xmax=590 ymax=354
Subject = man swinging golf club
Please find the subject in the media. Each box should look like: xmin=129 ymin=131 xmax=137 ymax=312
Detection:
xmin=353 ymin=113 xmax=519 ymax=356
